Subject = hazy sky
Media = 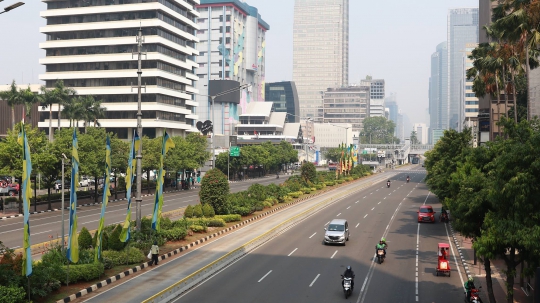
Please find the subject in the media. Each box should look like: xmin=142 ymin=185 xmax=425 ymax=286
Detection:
xmin=0 ymin=0 xmax=478 ymax=126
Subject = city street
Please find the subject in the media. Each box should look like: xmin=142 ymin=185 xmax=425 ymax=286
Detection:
xmin=79 ymin=169 xmax=469 ymax=303
xmin=0 ymin=175 xmax=289 ymax=252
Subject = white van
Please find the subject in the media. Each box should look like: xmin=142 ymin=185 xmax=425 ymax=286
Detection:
xmin=323 ymin=219 xmax=350 ymax=245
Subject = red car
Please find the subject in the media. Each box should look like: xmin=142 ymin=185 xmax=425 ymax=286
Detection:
xmin=417 ymin=205 xmax=436 ymax=223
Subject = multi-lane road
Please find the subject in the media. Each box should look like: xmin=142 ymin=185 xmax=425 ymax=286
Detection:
xmin=0 ymin=175 xmax=287 ymax=252
xmin=176 ymin=169 xmax=466 ymax=303
xmin=78 ymin=167 xmax=469 ymax=303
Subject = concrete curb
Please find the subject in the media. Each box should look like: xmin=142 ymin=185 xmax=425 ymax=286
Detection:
xmin=56 ymin=176 xmax=375 ymax=303
xmin=448 ymin=224 xmax=473 ymax=279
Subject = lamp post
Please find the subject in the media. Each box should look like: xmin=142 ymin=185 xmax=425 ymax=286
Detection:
xmin=0 ymin=1 xmax=24 ymax=14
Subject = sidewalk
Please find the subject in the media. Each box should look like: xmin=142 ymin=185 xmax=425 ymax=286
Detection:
xmin=451 ymin=226 xmax=534 ymax=303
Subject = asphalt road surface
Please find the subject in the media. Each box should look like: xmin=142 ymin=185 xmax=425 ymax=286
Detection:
xmin=0 ymin=175 xmax=288 ymax=252
xmin=174 ymin=169 xmax=468 ymax=303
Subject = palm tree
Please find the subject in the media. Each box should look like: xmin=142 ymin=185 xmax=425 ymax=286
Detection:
xmin=52 ymin=80 xmax=77 ymax=131
xmin=410 ymin=131 xmax=418 ymax=145
xmin=62 ymin=97 xmax=84 ymax=128
xmin=0 ymin=80 xmax=21 ymax=129
xmin=18 ymin=86 xmax=40 ymax=122
xmin=39 ymin=86 xmax=56 ymax=141
xmin=78 ymin=95 xmax=106 ymax=132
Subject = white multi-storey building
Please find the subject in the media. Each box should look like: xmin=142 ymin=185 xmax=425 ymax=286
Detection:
xmin=413 ymin=123 xmax=428 ymax=144
xmin=39 ymin=0 xmax=200 ymax=139
xmin=361 ymin=77 xmax=386 ymax=117
xmin=195 ymin=0 xmax=269 ymax=137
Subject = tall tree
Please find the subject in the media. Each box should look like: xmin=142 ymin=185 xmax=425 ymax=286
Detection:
xmin=52 ymin=80 xmax=77 ymax=131
xmin=361 ymin=116 xmax=398 ymax=144
xmin=39 ymin=85 xmax=56 ymax=142
xmin=0 ymin=80 xmax=21 ymax=129
xmin=409 ymin=131 xmax=418 ymax=145
xmin=18 ymin=86 xmax=40 ymax=120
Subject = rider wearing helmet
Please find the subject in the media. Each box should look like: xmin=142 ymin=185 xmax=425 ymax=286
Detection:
xmin=376 ymin=239 xmax=387 ymax=257
xmin=342 ymin=266 xmax=355 ymax=288
xmin=464 ymin=277 xmax=475 ymax=300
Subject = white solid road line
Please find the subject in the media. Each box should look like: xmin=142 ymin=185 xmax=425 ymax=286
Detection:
xmin=288 ymin=248 xmax=298 ymax=256
xmin=33 ymin=229 xmax=52 ymax=236
xmin=309 ymin=274 xmax=320 ymax=287
xmin=258 ymin=270 xmax=272 ymax=282
xmin=330 ymin=250 xmax=338 ymax=259
xmin=309 ymin=232 xmax=317 ymax=239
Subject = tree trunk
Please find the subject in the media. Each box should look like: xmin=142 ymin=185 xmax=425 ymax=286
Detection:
xmin=505 ymin=248 xmax=516 ymax=303
xmin=47 ymin=187 xmax=51 ymax=211
xmin=484 ymin=257 xmax=497 ymax=303
xmin=503 ymin=65 xmax=508 ymax=118
xmin=511 ymin=70 xmax=518 ymax=123
xmin=57 ymin=105 xmax=62 ymax=132
xmin=11 ymin=106 xmax=15 ymax=130
xmin=495 ymin=71 xmax=501 ymax=139
xmin=526 ymin=41 xmax=531 ymax=121
xmin=49 ymin=106 xmax=53 ymax=141
xmin=147 ymin=170 xmax=150 ymax=194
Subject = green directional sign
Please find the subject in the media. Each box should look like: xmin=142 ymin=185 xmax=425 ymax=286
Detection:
xmin=230 ymin=146 xmax=240 ymax=157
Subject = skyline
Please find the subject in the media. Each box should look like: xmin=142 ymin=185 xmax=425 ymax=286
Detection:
xmin=0 ymin=0 xmax=478 ymax=128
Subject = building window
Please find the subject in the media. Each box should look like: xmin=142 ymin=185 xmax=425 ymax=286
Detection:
xmin=226 ymin=26 xmax=231 ymax=33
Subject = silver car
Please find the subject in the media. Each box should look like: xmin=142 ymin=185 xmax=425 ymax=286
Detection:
xmin=324 ymin=219 xmax=350 ymax=245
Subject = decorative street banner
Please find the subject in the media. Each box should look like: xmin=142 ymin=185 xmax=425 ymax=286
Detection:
xmin=95 ymin=135 xmax=111 ymax=262
xmin=120 ymin=132 xmax=140 ymax=243
xmin=152 ymin=132 xmax=175 ymax=231
xmin=67 ymin=129 xmax=79 ymax=263
xmin=19 ymin=125 xmax=32 ymax=277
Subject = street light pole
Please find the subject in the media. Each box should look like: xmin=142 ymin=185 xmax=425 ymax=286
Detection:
xmin=210 ymin=96 xmax=216 ymax=168
xmin=61 ymin=153 xmax=67 ymax=251
xmin=0 ymin=2 xmax=24 ymax=15
xmin=134 ymin=27 xmax=145 ymax=231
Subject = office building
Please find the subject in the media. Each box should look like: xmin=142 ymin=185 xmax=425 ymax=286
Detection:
xmin=429 ymin=41 xmax=448 ymax=143
xmin=464 ymin=43 xmax=479 ymax=123
xmin=265 ymin=81 xmax=300 ymax=122
xmin=293 ymin=0 xmax=349 ymax=120
xmin=39 ymin=0 xmax=201 ymax=139
xmin=448 ymin=8 xmax=478 ymax=131
xmin=322 ymin=86 xmax=370 ymax=133
xmin=313 ymin=123 xmax=353 ymax=149
xmin=195 ymin=0 xmax=269 ymax=136
xmin=413 ymin=123 xmax=428 ymax=144
xmin=361 ymin=77 xmax=385 ymax=117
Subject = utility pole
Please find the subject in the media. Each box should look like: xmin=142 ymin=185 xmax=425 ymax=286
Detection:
xmin=133 ymin=27 xmax=146 ymax=231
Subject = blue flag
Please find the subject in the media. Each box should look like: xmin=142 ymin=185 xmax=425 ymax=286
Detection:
xmin=19 ymin=125 xmax=32 ymax=277
xmin=152 ymin=132 xmax=175 ymax=231
xmin=120 ymin=132 xmax=139 ymax=242
xmin=67 ymin=129 xmax=79 ymax=263
xmin=95 ymin=135 xmax=111 ymax=262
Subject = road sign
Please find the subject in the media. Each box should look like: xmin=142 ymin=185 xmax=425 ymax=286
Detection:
xmin=230 ymin=146 xmax=240 ymax=157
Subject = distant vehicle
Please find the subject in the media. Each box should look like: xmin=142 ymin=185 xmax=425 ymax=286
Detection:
xmin=328 ymin=162 xmax=337 ymax=171
xmin=0 ymin=182 xmax=18 ymax=196
xmin=79 ymin=177 xmax=89 ymax=187
xmin=412 ymin=157 xmax=420 ymax=164
xmin=421 ymin=163 xmax=425 ymax=167
xmin=54 ymin=180 xmax=71 ymax=190
xmin=417 ymin=205 xmax=436 ymax=223
xmin=323 ymin=219 xmax=349 ymax=246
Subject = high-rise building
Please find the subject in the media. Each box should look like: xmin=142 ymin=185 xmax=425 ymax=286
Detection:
xmin=361 ymin=77 xmax=385 ymax=117
xmin=322 ymin=86 xmax=369 ymax=133
xmin=265 ymin=81 xmax=300 ymax=122
xmin=448 ymin=8 xmax=478 ymax=131
xmin=464 ymin=43 xmax=479 ymax=123
xmin=413 ymin=123 xmax=428 ymax=144
xmin=385 ymin=93 xmax=399 ymax=136
xmin=39 ymin=0 xmax=201 ymax=139
xmin=293 ymin=0 xmax=349 ymax=120
xmin=195 ymin=0 xmax=269 ymax=137
xmin=429 ymin=42 xmax=448 ymax=143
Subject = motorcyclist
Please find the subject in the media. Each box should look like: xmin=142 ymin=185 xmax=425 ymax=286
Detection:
xmin=387 ymin=180 xmax=391 ymax=187
xmin=376 ymin=239 xmax=387 ymax=257
xmin=406 ymin=175 xmax=410 ymax=182
xmin=342 ymin=266 xmax=355 ymax=289
xmin=464 ymin=277 xmax=476 ymax=301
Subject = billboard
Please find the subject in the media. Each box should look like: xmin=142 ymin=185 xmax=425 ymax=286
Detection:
xmin=209 ymin=80 xmax=242 ymax=104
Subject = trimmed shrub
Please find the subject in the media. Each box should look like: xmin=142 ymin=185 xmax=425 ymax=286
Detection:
xmin=193 ymin=204 xmax=203 ymax=218
xmin=190 ymin=225 xmax=207 ymax=233
xmin=336 ymin=180 xmax=344 ymax=184
xmin=0 ymin=285 xmax=26 ymax=303
xmin=202 ymin=203 xmax=215 ymax=217
xmin=346 ymin=177 xmax=353 ymax=181
xmin=288 ymin=191 xmax=302 ymax=198
xmin=310 ymin=187 xmax=317 ymax=191
xmin=160 ymin=217 xmax=173 ymax=230
xmin=101 ymin=247 xmax=145 ymax=266
xmin=199 ymin=169 xmax=230 ymax=214
xmin=325 ymin=181 xmax=335 ymax=186
xmin=63 ymin=262 xmax=104 ymax=284
xmin=262 ymin=201 xmax=272 ymax=208
xmin=108 ymin=224 xmax=125 ymax=251
xmin=205 ymin=218 xmax=226 ymax=227
xmin=300 ymin=162 xmax=317 ymax=184
xmin=159 ymin=227 xmax=187 ymax=241
xmin=233 ymin=206 xmax=252 ymax=216
xmin=301 ymin=188 xmax=312 ymax=194
xmin=215 ymin=214 xmax=241 ymax=222
xmin=130 ymin=230 xmax=165 ymax=252
xmin=172 ymin=218 xmax=191 ymax=229
xmin=28 ymin=262 xmax=62 ymax=298
xmin=78 ymin=227 xmax=93 ymax=250
xmin=183 ymin=205 xmax=194 ymax=218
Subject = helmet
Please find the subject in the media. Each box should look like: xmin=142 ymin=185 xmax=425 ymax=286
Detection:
xmin=346 ymin=266 xmax=351 ymax=270
xmin=468 ymin=277 xmax=474 ymax=282
xmin=381 ymin=237 xmax=386 ymax=242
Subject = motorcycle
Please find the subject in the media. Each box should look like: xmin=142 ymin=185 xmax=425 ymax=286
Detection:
xmin=406 ymin=177 xmax=410 ymax=183
xmin=387 ymin=181 xmax=391 ymax=188
xmin=440 ymin=212 xmax=449 ymax=223
xmin=377 ymin=249 xmax=385 ymax=264
xmin=341 ymin=275 xmax=353 ymax=299
xmin=465 ymin=286 xmax=481 ymax=303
